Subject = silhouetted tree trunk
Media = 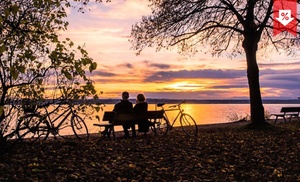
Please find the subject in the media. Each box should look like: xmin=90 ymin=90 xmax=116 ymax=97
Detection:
xmin=242 ymin=0 xmax=265 ymax=124
xmin=243 ymin=36 xmax=265 ymax=124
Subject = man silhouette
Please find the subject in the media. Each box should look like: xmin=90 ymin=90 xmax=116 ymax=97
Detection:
xmin=113 ymin=91 xmax=134 ymax=138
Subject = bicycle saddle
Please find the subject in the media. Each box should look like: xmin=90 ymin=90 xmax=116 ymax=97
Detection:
xmin=157 ymin=103 xmax=165 ymax=107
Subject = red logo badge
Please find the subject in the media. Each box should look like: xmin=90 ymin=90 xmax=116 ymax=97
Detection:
xmin=273 ymin=0 xmax=297 ymax=36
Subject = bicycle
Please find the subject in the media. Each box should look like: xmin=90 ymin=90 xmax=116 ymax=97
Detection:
xmin=153 ymin=100 xmax=198 ymax=136
xmin=16 ymin=101 xmax=89 ymax=142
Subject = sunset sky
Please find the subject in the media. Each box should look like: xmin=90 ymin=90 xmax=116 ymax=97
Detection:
xmin=61 ymin=1 xmax=300 ymax=100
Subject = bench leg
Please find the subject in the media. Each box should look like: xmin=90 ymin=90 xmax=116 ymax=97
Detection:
xmin=283 ymin=116 xmax=287 ymax=124
xmin=112 ymin=127 xmax=116 ymax=140
xmin=289 ymin=116 xmax=292 ymax=123
xmin=288 ymin=114 xmax=299 ymax=122
xmin=275 ymin=116 xmax=287 ymax=124
xmin=274 ymin=116 xmax=278 ymax=124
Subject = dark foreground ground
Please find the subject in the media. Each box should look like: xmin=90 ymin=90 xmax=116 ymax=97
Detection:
xmin=0 ymin=121 xmax=299 ymax=181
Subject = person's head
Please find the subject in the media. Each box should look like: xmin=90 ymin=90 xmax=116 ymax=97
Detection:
xmin=136 ymin=94 xmax=146 ymax=103
xmin=122 ymin=91 xmax=129 ymax=100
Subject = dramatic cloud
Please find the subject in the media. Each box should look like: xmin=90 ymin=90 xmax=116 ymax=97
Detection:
xmin=61 ymin=1 xmax=300 ymax=99
xmin=211 ymin=84 xmax=248 ymax=89
xmin=119 ymin=63 xmax=134 ymax=69
xmin=256 ymin=69 xmax=300 ymax=95
xmin=90 ymin=70 xmax=116 ymax=77
xmin=148 ymin=63 xmax=171 ymax=69
xmin=259 ymin=61 xmax=300 ymax=67
xmin=144 ymin=69 xmax=246 ymax=82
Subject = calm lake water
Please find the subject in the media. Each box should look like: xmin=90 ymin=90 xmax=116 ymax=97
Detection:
xmin=84 ymin=103 xmax=300 ymax=134
xmin=9 ymin=102 xmax=300 ymax=138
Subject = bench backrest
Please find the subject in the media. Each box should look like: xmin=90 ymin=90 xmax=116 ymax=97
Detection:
xmin=144 ymin=111 xmax=164 ymax=119
xmin=102 ymin=111 xmax=164 ymax=122
xmin=102 ymin=111 xmax=115 ymax=121
xmin=280 ymin=107 xmax=300 ymax=113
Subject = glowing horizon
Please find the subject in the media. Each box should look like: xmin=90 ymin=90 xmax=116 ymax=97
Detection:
xmin=60 ymin=1 xmax=300 ymax=100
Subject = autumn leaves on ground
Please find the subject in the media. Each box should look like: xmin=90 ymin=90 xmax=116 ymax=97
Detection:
xmin=0 ymin=122 xmax=299 ymax=181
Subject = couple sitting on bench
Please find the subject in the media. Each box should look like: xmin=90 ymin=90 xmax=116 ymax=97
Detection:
xmin=102 ymin=91 xmax=151 ymax=138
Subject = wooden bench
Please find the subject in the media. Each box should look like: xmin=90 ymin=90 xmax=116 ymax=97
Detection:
xmin=93 ymin=111 xmax=164 ymax=139
xmin=271 ymin=107 xmax=300 ymax=124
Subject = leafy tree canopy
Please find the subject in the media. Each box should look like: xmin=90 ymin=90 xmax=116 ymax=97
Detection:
xmin=0 ymin=0 xmax=102 ymax=140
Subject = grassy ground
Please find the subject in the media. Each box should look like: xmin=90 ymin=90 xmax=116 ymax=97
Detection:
xmin=0 ymin=121 xmax=299 ymax=181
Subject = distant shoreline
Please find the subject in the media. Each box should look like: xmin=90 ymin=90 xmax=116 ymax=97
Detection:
xmin=14 ymin=98 xmax=300 ymax=105
xmin=95 ymin=98 xmax=300 ymax=105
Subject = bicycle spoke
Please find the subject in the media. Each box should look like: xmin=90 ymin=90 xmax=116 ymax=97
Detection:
xmin=71 ymin=114 xmax=89 ymax=140
xmin=150 ymin=116 xmax=169 ymax=136
xmin=16 ymin=114 xmax=50 ymax=142
xmin=180 ymin=114 xmax=198 ymax=136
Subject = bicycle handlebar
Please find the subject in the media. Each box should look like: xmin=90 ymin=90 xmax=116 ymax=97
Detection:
xmin=169 ymin=105 xmax=177 ymax=108
xmin=169 ymin=100 xmax=186 ymax=108
xmin=156 ymin=100 xmax=187 ymax=108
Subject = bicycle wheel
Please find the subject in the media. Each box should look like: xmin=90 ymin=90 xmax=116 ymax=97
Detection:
xmin=71 ymin=114 xmax=89 ymax=140
xmin=16 ymin=114 xmax=50 ymax=142
xmin=180 ymin=113 xmax=198 ymax=136
xmin=150 ymin=116 xmax=169 ymax=136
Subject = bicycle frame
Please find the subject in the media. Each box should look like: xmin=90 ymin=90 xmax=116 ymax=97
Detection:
xmin=40 ymin=104 xmax=75 ymax=131
xmin=156 ymin=100 xmax=198 ymax=136
xmin=16 ymin=100 xmax=89 ymax=141
xmin=159 ymin=102 xmax=185 ymax=127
